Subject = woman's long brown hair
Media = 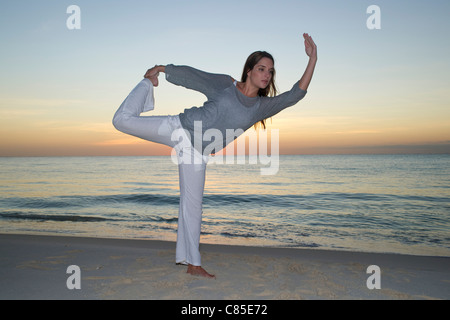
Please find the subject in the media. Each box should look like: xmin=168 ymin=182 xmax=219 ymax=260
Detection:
xmin=241 ymin=51 xmax=277 ymax=129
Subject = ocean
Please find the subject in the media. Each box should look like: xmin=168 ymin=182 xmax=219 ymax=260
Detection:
xmin=0 ymin=155 xmax=449 ymax=257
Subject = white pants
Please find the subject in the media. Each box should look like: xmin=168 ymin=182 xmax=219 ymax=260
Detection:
xmin=113 ymin=79 xmax=208 ymax=266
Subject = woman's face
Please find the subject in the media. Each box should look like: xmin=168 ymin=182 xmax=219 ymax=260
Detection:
xmin=247 ymin=57 xmax=274 ymax=89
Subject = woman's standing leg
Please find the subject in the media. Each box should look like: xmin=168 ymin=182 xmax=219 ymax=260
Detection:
xmin=173 ymin=121 xmax=215 ymax=278
xmin=176 ymin=159 xmax=206 ymax=266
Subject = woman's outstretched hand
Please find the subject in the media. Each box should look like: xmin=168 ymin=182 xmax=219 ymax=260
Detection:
xmin=303 ymin=33 xmax=317 ymax=60
xmin=298 ymin=33 xmax=317 ymax=91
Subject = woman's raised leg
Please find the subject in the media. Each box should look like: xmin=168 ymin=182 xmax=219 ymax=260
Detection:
xmin=112 ymin=79 xmax=175 ymax=147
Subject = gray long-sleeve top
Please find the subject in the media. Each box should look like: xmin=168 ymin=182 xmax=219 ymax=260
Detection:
xmin=165 ymin=64 xmax=307 ymax=154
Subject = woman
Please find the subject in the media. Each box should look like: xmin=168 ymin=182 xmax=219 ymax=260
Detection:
xmin=113 ymin=33 xmax=317 ymax=278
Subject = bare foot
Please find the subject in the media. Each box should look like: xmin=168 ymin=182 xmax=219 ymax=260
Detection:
xmin=148 ymin=74 xmax=159 ymax=87
xmin=187 ymin=264 xmax=216 ymax=279
xmin=144 ymin=66 xmax=160 ymax=87
xmin=144 ymin=73 xmax=158 ymax=87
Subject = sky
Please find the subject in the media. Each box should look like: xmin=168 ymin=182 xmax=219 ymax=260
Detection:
xmin=0 ymin=0 xmax=449 ymax=156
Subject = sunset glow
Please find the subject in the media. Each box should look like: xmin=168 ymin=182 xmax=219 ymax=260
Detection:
xmin=1 ymin=0 xmax=449 ymax=156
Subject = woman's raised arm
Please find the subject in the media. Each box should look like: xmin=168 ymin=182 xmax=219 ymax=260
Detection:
xmin=298 ymin=33 xmax=317 ymax=91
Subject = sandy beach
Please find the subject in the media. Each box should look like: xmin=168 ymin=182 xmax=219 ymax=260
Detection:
xmin=0 ymin=233 xmax=448 ymax=300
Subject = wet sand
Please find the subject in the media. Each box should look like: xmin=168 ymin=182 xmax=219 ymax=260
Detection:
xmin=0 ymin=233 xmax=448 ymax=300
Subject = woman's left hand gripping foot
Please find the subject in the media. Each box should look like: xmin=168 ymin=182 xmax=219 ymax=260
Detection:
xmin=144 ymin=65 xmax=162 ymax=87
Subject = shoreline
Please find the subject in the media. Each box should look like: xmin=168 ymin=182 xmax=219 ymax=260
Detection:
xmin=0 ymin=233 xmax=449 ymax=300
xmin=2 ymin=230 xmax=448 ymax=258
